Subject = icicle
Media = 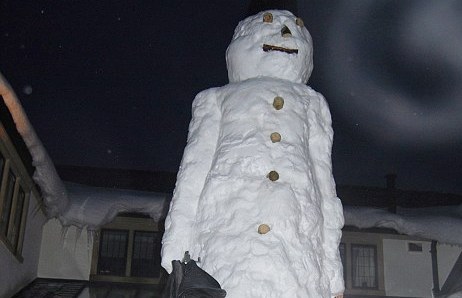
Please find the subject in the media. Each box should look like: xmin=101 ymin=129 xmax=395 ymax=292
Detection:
xmin=32 ymin=199 xmax=45 ymax=217
xmin=60 ymin=225 xmax=69 ymax=247
xmin=87 ymin=229 xmax=95 ymax=263
xmin=73 ymin=227 xmax=83 ymax=252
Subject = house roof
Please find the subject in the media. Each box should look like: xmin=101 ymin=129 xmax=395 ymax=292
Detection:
xmin=344 ymin=205 xmax=462 ymax=245
xmin=56 ymin=165 xmax=176 ymax=193
xmin=0 ymin=72 xmax=68 ymax=217
xmin=60 ymin=182 xmax=169 ymax=229
xmin=337 ymin=184 xmax=462 ymax=208
xmin=0 ymin=97 xmax=34 ymax=176
xmin=55 ymin=166 xmax=174 ymax=229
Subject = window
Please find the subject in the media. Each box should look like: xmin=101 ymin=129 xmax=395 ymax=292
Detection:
xmin=408 ymin=242 xmax=423 ymax=252
xmin=339 ymin=242 xmax=346 ymax=278
xmin=351 ymin=244 xmax=378 ymax=289
xmin=1 ymin=169 xmax=15 ymax=237
xmin=131 ymin=231 xmax=162 ymax=278
xmin=341 ymin=231 xmax=385 ymax=295
xmin=91 ymin=215 xmax=164 ymax=283
xmin=97 ymin=229 xmax=129 ymax=276
xmin=0 ymin=148 xmax=30 ymax=258
xmin=8 ymin=187 xmax=26 ymax=251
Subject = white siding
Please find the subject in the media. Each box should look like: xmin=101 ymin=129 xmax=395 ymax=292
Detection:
xmin=0 ymin=193 xmax=46 ymax=298
xmin=38 ymin=218 xmax=93 ymax=280
xmin=438 ymin=244 xmax=462 ymax=289
xmin=383 ymin=239 xmax=433 ymax=297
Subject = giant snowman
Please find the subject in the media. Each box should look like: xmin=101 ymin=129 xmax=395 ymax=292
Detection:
xmin=162 ymin=10 xmax=344 ymax=298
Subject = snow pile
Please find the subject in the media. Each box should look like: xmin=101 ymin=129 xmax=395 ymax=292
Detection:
xmin=162 ymin=10 xmax=344 ymax=298
xmin=0 ymin=72 xmax=68 ymax=217
xmin=344 ymin=205 xmax=462 ymax=245
xmin=59 ymin=182 xmax=168 ymax=230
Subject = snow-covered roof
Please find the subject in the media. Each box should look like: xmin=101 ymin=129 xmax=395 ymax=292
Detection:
xmin=0 ymin=71 xmax=68 ymax=217
xmin=344 ymin=205 xmax=462 ymax=246
xmin=60 ymin=182 xmax=168 ymax=230
xmin=1 ymin=72 xmax=169 ymax=229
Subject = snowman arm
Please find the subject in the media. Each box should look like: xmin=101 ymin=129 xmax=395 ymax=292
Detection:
xmin=308 ymin=93 xmax=345 ymax=295
xmin=161 ymin=88 xmax=221 ymax=273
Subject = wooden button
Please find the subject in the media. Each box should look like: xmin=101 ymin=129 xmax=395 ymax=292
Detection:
xmin=258 ymin=224 xmax=270 ymax=234
xmin=270 ymin=132 xmax=281 ymax=143
xmin=273 ymin=96 xmax=284 ymax=110
xmin=263 ymin=12 xmax=273 ymax=23
xmin=267 ymin=171 xmax=279 ymax=181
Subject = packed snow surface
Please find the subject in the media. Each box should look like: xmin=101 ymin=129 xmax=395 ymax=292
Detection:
xmin=59 ymin=182 xmax=168 ymax=230
xmin=344 ymin=205 xmax=462 ymax=246
xmin=162 ymin=10 xmax=344 ymax=298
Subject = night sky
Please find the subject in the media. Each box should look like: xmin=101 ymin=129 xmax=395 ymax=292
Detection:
xmin=1 ymin=1 xmax=461 ymax=195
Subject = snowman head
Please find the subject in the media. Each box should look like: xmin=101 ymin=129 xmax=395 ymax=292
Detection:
xmin=226 ymin=10 xmax=313 ymax=84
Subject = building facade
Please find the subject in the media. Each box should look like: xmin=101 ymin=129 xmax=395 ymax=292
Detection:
xmin=0 ymin=101 xmax=47 ymax=298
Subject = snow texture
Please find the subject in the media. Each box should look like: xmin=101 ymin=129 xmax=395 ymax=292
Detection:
xmin=344 ymin=205 xmax=462 ymax=246
xmin=0 ymin=71 xmax=69 ymax=217
xmin=59 ymin=182 xmax=168 ymax=230
xmin=162 ymin=11 xmax=344 ymax=298
xmin=447 ymin=292 xmax=462 ymax=298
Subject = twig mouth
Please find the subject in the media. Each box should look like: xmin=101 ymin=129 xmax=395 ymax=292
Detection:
xmin=262 ymin=44 xmax=298 ymax=54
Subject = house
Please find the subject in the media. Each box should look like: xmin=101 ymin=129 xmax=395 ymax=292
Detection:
xmin=1 ymin=72 xmax=462 ymax=298
xmin=1 ymin=72 xmax=177 ymax=297
xmin=338 ymin=179 xmax=462 ymax=298
xmin=0 ymin=82 xmax=48 ymax=297
xmin=37 ymin=166 xmax=176 ymax=286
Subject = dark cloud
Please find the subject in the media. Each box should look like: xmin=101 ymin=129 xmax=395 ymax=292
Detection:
xmin=300 ymin=1 xmax=462 ymax=193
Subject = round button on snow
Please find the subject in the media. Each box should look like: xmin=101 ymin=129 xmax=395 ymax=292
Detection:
xmin=273 ymin=96 xmax=284 ymax=110
xmin=263 ymin=12 xmax=273 ymax=23
xmin=267 ymin=170 xmax=279 ymax=181
xmin=270 ymin=132 xmax=281 ymax=143
xmin=258 ymin=224 xmax=270 ymax=234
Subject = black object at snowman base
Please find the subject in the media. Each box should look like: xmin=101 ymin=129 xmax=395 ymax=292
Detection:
xmin=162 ymin=252 xmax=227 ymax=298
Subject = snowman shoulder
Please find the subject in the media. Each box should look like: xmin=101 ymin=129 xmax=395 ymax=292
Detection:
xmin=190 ymin=87 xmax=225 ymax=115
xmin=301 ymin=86 xmax=333 ymax=129
xmin=306 ymin=86 xmax=329 ymax=113
xmin=300 ymin=85 xmax=324 ymax=101
xmin=298 ymin=85 xmax=331 ymax=111
xmin=193 ymin=87 xmax=219 ymax=105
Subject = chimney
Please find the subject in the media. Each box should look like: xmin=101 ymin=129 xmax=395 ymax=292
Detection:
xmin=385 ymin=174 xmax=397 ymax=190
xmin=385 ymin=174 xmax=397 ymax=213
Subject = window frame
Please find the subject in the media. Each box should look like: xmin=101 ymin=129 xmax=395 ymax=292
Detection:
xmin=90 ymin=215 xmax=165 ymax=284
xmin=0 ymin=135 xmax=32 ymax=262
xmin=350 ymin=243 xmax=379 ymax=290
xmin=130 ymin=230 xmax=163 ymax=278
xmin=341 ymin=231 xmax=386 ymax=296
xmin=407 ymin=241 xmax=424 ymax=253
xmin=97 ymin=228 xmax=130 ymax=276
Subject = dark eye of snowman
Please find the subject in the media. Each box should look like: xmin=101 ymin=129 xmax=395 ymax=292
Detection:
xmin=296 ymin=17 xmax=304 ymax=27
xmin=281 ymin=25 xmax=292 ymax=38
xmin=263 ymin=12 xmax=273 ymax=23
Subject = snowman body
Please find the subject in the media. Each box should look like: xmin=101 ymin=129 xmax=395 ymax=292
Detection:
xmin=162 ymin=10 xmax=344 ymax=297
